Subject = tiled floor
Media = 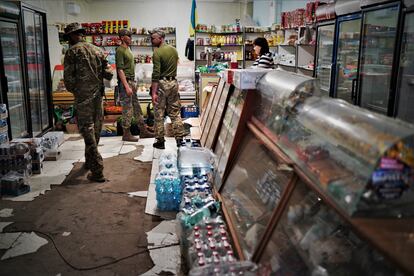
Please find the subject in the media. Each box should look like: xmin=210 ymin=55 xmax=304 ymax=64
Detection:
xmin=0 ymin=134 xmax=183 ymax=275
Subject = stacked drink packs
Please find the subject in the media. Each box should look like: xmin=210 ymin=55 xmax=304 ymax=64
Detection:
xmin=155 ymin=152 xmax=182 ymax=211
xmin=11 ymin=138 xmax=45 ymax=174
xmin=0 ymin=104 xmax=9 ymax=145
xmin=0 ymin=143 xmax=32 ymax=177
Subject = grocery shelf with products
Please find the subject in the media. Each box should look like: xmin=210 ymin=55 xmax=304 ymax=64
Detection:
xmin=199 ymin=69 xmax=414 ymax=275
xmin=76 ymin=21 xmax=176 ymax=65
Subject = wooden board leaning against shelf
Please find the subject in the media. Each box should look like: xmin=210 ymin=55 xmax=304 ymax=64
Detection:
xmin=204 ymin=82 xmax=232 ymax=150
xmin=199 ymin=80 xmax=220 ymax=130
xmin=200 ymin=78 xmax=225 ymax=145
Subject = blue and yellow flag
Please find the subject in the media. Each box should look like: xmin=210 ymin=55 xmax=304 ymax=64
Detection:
xmin=189 ymin=0 xmax=198 ymax=37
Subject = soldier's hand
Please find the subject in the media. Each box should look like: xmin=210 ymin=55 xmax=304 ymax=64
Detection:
xmin=152 ymin=93 xmax=158 ymax=105
xmin=126 ymin=85 xmax=133 ymax=96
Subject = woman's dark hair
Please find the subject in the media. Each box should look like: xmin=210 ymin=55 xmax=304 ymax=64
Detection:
xmin=253 ymin=37 xmax=269 ymax=56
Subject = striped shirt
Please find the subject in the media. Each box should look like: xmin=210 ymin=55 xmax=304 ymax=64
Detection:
xmin=252 ymin=52 xmax=274 ymax=69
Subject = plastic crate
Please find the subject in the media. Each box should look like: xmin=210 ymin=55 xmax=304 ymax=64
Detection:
xmin=181 ymin=105 xmax=199 ymax=118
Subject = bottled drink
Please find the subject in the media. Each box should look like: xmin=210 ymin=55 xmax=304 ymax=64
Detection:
xmin=183 ymin=201 xmax=220 ymax=227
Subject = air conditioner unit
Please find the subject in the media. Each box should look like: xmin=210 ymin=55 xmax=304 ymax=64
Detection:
xmin=66 ymin=2 xmax=80 ymax=16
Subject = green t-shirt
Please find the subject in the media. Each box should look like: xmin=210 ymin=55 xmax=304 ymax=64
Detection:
xmin=115 ymin=45 xmax=135 ymax=79
xmin=152 ymin=44 xmax=178 ymax=82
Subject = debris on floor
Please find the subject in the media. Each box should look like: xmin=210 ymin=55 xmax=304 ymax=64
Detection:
xmin=128 ymin=191 xmax=148 ymax=198
xmin=0 ymin=222 xmax=12 ymax=232
xmin=0 ymin=208 xmax=13 ymax=217
xmin=62 ymin=232 xmax=71 ymax=237
xmin=134 ymin=145 xmax=153 ymax=162
xmin=0 ymin=233 xmax=20 ymax=249
xmin=120 ymin=145 xmax=137 ymax=155
xmin=1 ymin=232 xmax=48 ymax=260
xmin=142 ymin=220 xmax=181 ymax=275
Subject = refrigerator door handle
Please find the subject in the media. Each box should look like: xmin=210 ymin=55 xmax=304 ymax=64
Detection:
xmin=3 ymin=75 xmax=8 ymax=93
xmin=351 ymin=78 xmax=357 ymax=104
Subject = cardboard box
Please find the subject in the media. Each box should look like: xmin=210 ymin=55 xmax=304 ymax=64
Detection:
xmin=232 ymin=68 xmax=270 ymax=90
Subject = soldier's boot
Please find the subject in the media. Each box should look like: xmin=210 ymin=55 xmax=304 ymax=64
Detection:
xmin=87 ymin=173 xmax=106 ymax=183
xmin=153 ymin=138 xmax=165 ymax=149
xmin=176 ymin=137 xmax=185 ymax=147
xmin=138 ymin=122 xmax=155 ymax=138
xmin=87 ymin=172 xmax=106 ymax=183
xmin=122 ymin=128 xmax=139 ymax=142
xmin=82 ymin=163 xmax=90 ymax=171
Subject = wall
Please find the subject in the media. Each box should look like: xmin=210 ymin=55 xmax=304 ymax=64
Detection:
xmin=24 ymin=0 xmax=91 ymax=75
xmin=253 ymin=0 xmax=276 ymax=26
xmin=253 ymin=0 xmax=310 ymax=26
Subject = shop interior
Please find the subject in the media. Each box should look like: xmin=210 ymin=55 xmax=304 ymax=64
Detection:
xmin=0 ymin=0 xmax=413 ymax=275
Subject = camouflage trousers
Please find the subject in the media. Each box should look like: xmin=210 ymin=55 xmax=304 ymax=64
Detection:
xmin=75 ymin=95 xmax=104 ymax=176
xmin=118 ymin=80 xmax=145 ymax=129
xmin=154 ymin=79 xmax=185 ymax=140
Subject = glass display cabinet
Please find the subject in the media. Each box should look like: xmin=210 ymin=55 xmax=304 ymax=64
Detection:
xmin=257 ymin=180 xmax=398 ymax=275
xmin=255 ymin=70 xmax=414 ymax=218
xmin=220 ymin=130 xmax=294 ymax=259
xmin=213 ymin=84 xmax=256 ymax=191
xmin=210 ymin=69 xmax=414 ymax=274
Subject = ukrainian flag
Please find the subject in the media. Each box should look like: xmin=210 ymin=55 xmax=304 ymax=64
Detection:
xmin=189 ymin=0 xmax=198 ymax=37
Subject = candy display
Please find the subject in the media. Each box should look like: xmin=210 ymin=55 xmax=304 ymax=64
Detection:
xmin=256 ymin=70 xmax=414 ymax=217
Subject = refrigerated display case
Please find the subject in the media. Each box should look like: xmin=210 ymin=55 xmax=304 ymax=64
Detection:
xmin=0 ymin=17 xmax=28 ymax=138
xmin=23 ymin=8 xmax=50 ymax=135
xmin=0 ymin=1 xmax=52 ymax=139
xmin=358 ymin=2 xmax=401 ymax=115
xmin=315 ymin=22 xmax=335 ymax=95
xmin=332 ymin=14 xmax=362 ymax=103
xmin=395 ymin=7 xmax=414 ymax=123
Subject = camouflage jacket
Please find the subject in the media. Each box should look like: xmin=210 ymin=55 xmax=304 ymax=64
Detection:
xmin=64 ymin=41 xmax=111 ymax=103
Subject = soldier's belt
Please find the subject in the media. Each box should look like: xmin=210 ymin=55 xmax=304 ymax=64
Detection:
xmin=161 ymin=76 xmax=176 ymax=81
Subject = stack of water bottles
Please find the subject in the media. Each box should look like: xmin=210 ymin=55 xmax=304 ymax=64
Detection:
xmin=155 ymin=152 xmax=182 ymax=211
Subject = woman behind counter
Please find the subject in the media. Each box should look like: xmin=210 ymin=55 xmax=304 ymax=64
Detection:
xmin=252 ymin=37 xmax=275 ymax=69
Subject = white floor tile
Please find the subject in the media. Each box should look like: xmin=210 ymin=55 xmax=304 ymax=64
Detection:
xmin=0 ymin=209 xmax=13 ymax=218
xmin=1 ymin=232 xmax=48 ymax=260
xmin=60 ymin=150 xmax=84 ymax=161
xmin=142 ymin=220 xmax=180 ymax=275
xmin=0 ymin=222 xmax=13 ymax=232
xmin=119 ymin=145 xmax=136 ymax=155
xmin=0 ymin=233 xmax=21 ymax=250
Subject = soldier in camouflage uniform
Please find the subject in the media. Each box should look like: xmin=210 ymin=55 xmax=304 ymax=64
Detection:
xmin=150 ymin=29 xmax=186 ymax=149
xmin=116 ymin=29 xmax=154 ymax=142
xmin=63 ymin=23 xmax=113 ymax=182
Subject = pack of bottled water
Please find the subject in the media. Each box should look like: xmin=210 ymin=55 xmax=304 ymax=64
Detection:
xmin=155 ymin=151 xmax=182 ymax=211
xmin=178 ymin=147 xmax=215 ymax=176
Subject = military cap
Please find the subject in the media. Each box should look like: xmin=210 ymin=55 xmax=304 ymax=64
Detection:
xmin=63 ymin=22 xmax=85 ymax=40
xmin=118 ymin=29 xmax=132 ymax=37
xmin=148 ymin=28 xmax=165 ymax=38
